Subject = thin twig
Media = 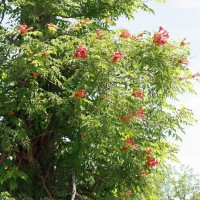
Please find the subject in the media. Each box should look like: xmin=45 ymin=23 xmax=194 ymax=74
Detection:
xmin=40 ymin=175 xmax=53 ymax=199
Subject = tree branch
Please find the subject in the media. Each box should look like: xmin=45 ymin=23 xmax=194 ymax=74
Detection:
xmin=71 ymin=171 xmax=86 ymax=200
xmin=40 ymin=175 xmax=53 ymax=199
xmin=71 ymin=171 xmax=76 ymax=200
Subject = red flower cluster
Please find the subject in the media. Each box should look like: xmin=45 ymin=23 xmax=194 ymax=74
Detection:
xmin=132 ymin=90 xmax=144 ymax=100
xmin=179 ymin=76 xmax=188 ymax=81
xmin=124 ymin=138 xmax=138 ymax=149
xmin=96 ymin=29 xmax=104 ymax=39
xmin=144 ymin=148 xmax=152 ymax=155
xmin=120 ymin=29 xmax=132 ymax=38
xmin=121 ymin=116 xmax=131 ymax=123
xmin=74 ymin=89 xmax=87 ymax=98
xmin=146 ymin=156 xmax=158 ymax=167
xmin=178 ymin=58 xmax=188 ymax=65
xmin=192 ymin=72 xmax=200 ymax=78
xmin=123 ymin=146 xmax=130 ymax=151
xmin=153 ymin=26 xmax=169 ymax=46
xmin=137 ymin=33 xmax=144 ymax=38
xmin=74 ymin=45 xmax=88 ymax=59
xmin=18 ymin=24 xmax=33 ymax=35
xmin=112 ymin=52 xmax=124 ymax=62
xmin=179 ymin=72 xmax=200 ymax=81
xmin=129 ymin=107 xmax=145 ymax=120
xmin=140 ymin=171 xmax=149 ymax=175
xmin=181 ymin=38 xmax=190 ymax=46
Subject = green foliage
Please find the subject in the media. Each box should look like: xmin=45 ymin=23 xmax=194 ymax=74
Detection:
xmin=147 ymin=164 xmax=200 ymax=200
xmin=0 ymin=0 xmax=197 ymax=199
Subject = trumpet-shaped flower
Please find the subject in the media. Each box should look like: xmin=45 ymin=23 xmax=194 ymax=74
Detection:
xmin=18 ymin=24 xmax=33 ymax=35
xmin=74 ymin=89 xmax=87 ymax=98
xmin=120 ymin=29 xmax=132 ymax=38
xmin=111 ymin=52 xmax=124 ymax=62
xmin=153 ymin=26 xmax=169 ymax=46
xmin=74 ymin=45 xmax=88 ymax=59
xmin=132 ymin=90 xmax=144 ymax=100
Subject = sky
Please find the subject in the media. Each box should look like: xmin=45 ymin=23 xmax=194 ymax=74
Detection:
xmin=117 ymin=0 xmax=200 ymax=174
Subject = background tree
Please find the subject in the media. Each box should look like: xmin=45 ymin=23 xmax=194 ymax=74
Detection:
xmin=0 ymin=0 xmax=198 ymax=199
xmin=145 ymin=164 xmax=200 ymax=200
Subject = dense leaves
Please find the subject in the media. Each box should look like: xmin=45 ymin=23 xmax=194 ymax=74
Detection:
xmin=0 ymin=0 xmax=197 ymax=199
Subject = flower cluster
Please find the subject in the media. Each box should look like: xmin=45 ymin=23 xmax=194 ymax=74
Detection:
xmin=153 ymin=26 xmax=169 ymax=46
xmin=96 ymin=29 xmax=104 ymax=39
xmin=74 ymin=89 xmax=87 ymax=98
xmin=140 ymin=171 xmax=149 ymax=175
xmin=144 ymin=148 xmax=152 ymax=155
xmin=192 ymin=72 xmax=200 ymax=78
xmin=129 ymin=107 xmax=145 ymax=120
xmin=181 ymin=38 xmax=190 ymax=46
xmin=18 ymin=24 xmax=33 ymax=35
xmin=132 ymin=90 xmax=144 ymax=100
xmin=179 ymin=72 xmax=200 ymax=81
xmin=111 ymin=52 xmax=124 ymax=62
xmin=74 ymin=45 xmax=88 ymax=59
xmin=178 ymin=58 xmax=188 ymax=65
xmin=146 ymin=156 xmax=158 ymax=167
xmin=120 ymin=29 xmax=132 ymax=39
xmin=121 ymin=115 xmax=131 ymax=123
xmin=123 ymin=138 xmax=138 ymax=151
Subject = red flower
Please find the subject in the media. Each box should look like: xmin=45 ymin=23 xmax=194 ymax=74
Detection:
xmin=121 ymin=116 xmax=131 ymax=123
xmin=82 ymin=18 xmax=90 ymax=25
xmin=124 ymin=138 xmax=135 ymax=145
xmin=74 ymin=52 xmax=80 ymax=58
xmin=153 ymin=26 xmax=169 ymax=46
xmin=123 ymin=146 xmax=130 ymax=151
xmin=33 ymin=72 xmax=39 ymax=79
xmin=192 ymin=72 xmax=200 ymax=78
xmin=181 ymin=38 xmax=190 ymax=46
xmin=144 ymin=148 xmax=152 ymax=155
xmin=146 ymin=156 xmax=158 ymax=167
xmin=124 ymin=190 xmax=132 ymax=196
xmin=42 ymin=51 xmax=47 ymax=57
xmin=18 ymin=24 xmax=33 ymax=35
xmin=74 ymin=45 xmax=88 ymax=59
xmin=178 ymin=58 xmax=188 ymax=65
xmin=132 ymin=90 xmax=144 ymax=100
xmin=130 ymin=107 xmax=145 ymax=120
xmin=124 ymin=138 xmax=138 ymax=148
xmin=137 ymin=33 xmax=144 ymax=37
xmin=74 ymin=89 xmax=87 ymax=98
xmin=120 ymin=29 xmax=132 ymax=38
xmin=140 ymin=171 xmax=149 ymax=175
xmin=179 ymin=76 xmax=188 ymax=80
xmin=96 ymin=29 xmax=105 ymax=39
xmin=111 ymin=52 xmax=124 ymax=62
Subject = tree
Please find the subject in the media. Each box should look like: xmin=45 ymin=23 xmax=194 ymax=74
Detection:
xmin=146 ymin=164 xmax=200 ymax=200
xmin=0 ymin=0 xmax=197 ymax=199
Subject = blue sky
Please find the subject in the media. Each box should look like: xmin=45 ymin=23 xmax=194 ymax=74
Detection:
xmin=117 ymin=0 xmax=200 ymax=174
